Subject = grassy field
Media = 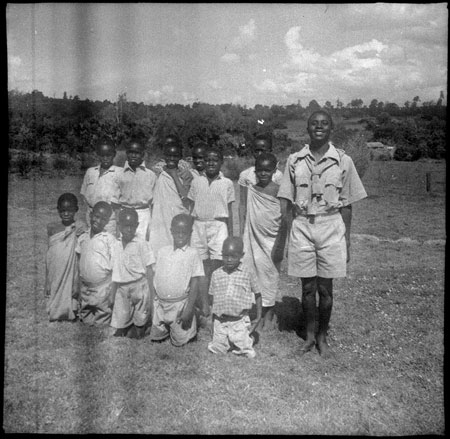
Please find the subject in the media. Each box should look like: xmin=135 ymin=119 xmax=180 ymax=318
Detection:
xmin=4 ymin=159 xmax=445 ymax=434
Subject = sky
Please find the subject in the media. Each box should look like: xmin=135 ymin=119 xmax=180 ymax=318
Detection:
xmin=6 ymin=3 xmax=448 ymax=107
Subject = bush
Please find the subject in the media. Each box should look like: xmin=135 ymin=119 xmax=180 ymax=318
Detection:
xmin=51 ymin=154 xmax=80 ymax=176
xmin=15 ymin=152 xmax=33 ymax=177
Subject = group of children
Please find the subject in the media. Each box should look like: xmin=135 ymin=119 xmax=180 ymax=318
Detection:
xmin=45 ymin=110 xmax=367 ymax=359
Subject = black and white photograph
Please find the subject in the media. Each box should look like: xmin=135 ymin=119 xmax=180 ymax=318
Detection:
xmin=5 ymin=3 xmax=446 ymax=434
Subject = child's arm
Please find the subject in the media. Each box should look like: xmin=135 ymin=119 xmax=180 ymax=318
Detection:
xmin=239 ymin=186 xmax=248 ymax=236
xmin=249 ymin=293 xmax=262 ymax=334
xmin=147 ymin=264 xmax=156 ymax=316
xmin=340 ymin=205 xmax=352 ymax=262
xmin=227 ymin=202 xmax=234 ymax=237
xmin=271 ymin=208 xmax=290 ymax=266
xmin=177 ymin=276 xmax=201 ymax=330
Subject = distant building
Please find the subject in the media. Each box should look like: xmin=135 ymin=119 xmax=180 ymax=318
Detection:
xmin=366 ymin=142 xmax=395 ymax=159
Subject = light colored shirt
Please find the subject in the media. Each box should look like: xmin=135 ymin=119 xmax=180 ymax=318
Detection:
xmin=209 ymin=263 xmax=259 ymax=317
xmin=277 ymin=142 xmax=367 ymax=215
xmin=80 ymin=165 xmax=121 ymax=207
xmin=238 ymin=165 xmax=283 ymax=187
xmin=152 ymin=159 xmax=192 ymax=176
xmin=76 ymin=230 xmax=116 ymax=284
xmin=112 ymin=236 xmax=155 ymax=283
xmin=153 ymin=245 xmax=204 ymax=301
xmin=111 ymin=161 xmax=157 ymax=208
xmin=188 ymin=174 xmax=235 ymax=220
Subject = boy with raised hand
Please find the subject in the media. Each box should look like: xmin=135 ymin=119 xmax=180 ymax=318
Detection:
xmin=152 ymin=134 xmax=193 ymax=176
xmin=187 ymin=147 xmax=235 ymax=318
xmin=76 ymin=201 xmax=116 ymax=326
xmin=110 ymin=208 xmax=155 ymax=339
xmin=278 ymin=110 xmax=367 ymax=358
xmin=238 ymin=133 xmax=283 ymax=236
xmin=150 ymin=214 xmax=204 ymax=346
xmin=149 ymin=135 xmax=193 ymax=256
xmin=111 ymin=139 xmax=157 ymax=241
xmin=80 ymin=139 xmax=121 ymax=235
xmin=45 ymin=193 xmax=86 ymax=322
xmin=242 ymin=152 xmax=288 ymax=331
xmin=208 ymin=237 xmax=262 ymax=359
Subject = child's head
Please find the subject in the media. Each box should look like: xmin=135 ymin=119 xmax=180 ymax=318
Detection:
xmin=191 ymin=141 xmax=208 ymax=172
xmin=253 ymin=133 xmax=273 ymax=159
xmin=57 ymin=193 xmax=79 ymax=226
xmin=307 ymin=110 xmax=333 ymax=144
xmin=118 ymin=208 xmax=139 ymax=243
xmin=170 ymin=213 xmax=194 ymax=249
xmin=255 ymin=152 xmax=277 ymax=187
xmin=205 ymin=147 xmax=223 ymax=178
xmin=90 ymin=201 xmax=112 ymax=235
xmin=222 ymin=237 xmax=244 ymax=273
xmin=126 ymin=139 xmax=145 ymax=169
xmin=95 ymin=139 xmax=116 ymax=170
xmin=163 ymin=135 xmax=183 ymax=170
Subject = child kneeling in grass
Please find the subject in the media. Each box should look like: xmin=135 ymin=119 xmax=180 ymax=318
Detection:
xmin=110 ymin=208 xmax=155 ymax=339
xmin=149 ymin=213 xmax=204 ymax=346
xmin=208 ymin=237 xmax=262 ymax=358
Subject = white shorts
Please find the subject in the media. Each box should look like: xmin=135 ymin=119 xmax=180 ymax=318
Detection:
xmin=191 ymin=219 xmax=228 ymax=260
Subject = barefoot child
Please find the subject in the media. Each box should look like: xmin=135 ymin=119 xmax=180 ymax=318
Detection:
xmin=150 ymin=214 xmax=204 ymax=346
xmin=80 ymin=139 xmax=121 ymax=235
xmin=243 ymin=153 xmax=288 ymax=331
xmin=110 ymin=208 xmax=156 ymax=339
xmin=208 ymin=237 xmax=262 ymax=358
xmin=45 ymin=193 xmax=86 ymax=322
xmin=111 ymin=139 xmax=157 ymax=241
xmin=149 ymin=135 xmax=193 ymax=255
xmin=76 ymin=201 xmax=116 ymax=326
xmin=187 ymin=147 xmax=235 ymax=318
xmin=238 ymin=133 xmax=283 ymax=236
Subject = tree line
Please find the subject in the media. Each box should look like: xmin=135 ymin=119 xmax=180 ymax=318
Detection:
xmin=8 ymin=89 xmax=446 ymax=160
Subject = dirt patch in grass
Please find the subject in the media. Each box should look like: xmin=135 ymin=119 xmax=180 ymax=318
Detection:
xmin=5 ymin=166 xmax=445 ymax=434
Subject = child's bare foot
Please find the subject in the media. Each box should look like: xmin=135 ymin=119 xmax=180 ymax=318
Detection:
xmin=316 ymin=338 xmax=333 ymax=358
xmin=298 ymin=339 xmax=316 ymax=356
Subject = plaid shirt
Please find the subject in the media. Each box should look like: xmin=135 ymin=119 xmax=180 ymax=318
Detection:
xmin=209 ymin=263 xmax=259 ymax=317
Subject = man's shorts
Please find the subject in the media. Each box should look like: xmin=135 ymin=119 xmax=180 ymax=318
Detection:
xmin=288 ymin=213 xmax=347 ymax=279
xmin=150 ymin=297 xmax=197 ymax=346
xmin=191 ymin=219 xmax=228 ymax=260
xmin=111 ymin=276 xmax=151 ymax=328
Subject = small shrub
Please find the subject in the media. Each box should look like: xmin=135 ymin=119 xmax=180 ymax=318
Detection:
xmin=15 ymin=152 xmax=33 ymax=177
xmin=51 ymin=154 xmax=80 ymax=176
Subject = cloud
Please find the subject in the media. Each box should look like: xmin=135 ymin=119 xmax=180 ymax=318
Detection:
xmin=253 ymin=25 xmax=447 ymax=104
xmin=221 ymin=53 xmax=240 ymax=63
xmin=231 ymin=18 xmax=256 ymax=50
xmin=206 ymin=80 xmax=221 ymax=90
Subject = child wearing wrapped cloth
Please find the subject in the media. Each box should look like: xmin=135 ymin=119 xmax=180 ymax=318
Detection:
xmin=76 ymin=201 xmax=116 ymax=326
xmin=208 ymin=237 xmax=262 ymax=359
xmin=150 ymin=214 xmax=204 ymax=346
xmin=110 ymin=208 xmax=156 ymax=339
xmin=45 ymin=193 xmax=86 ymax=322
xmin=243 ymin=153 xmax=288 ymax=331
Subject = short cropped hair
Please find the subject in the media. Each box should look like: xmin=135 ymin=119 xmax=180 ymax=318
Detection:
xmin=255 ymin=152 xmax=277 ymax=170
xmin=57 ymin=193 xmax=78 ymax=209
xmin=192 ymin=140 xmax=208 ymax=152
xmin=206 ymin=147 xmax=223 ymax=162
xmin=165 ymin=134 xmax=181 ymax=147
xmin=126 ymin=139 xmax=145 ymax=151
xmin=307 ymin=110 xmax=334 ymax=129
xmin=254 ymin=133 xmax=273 ymax=150
xmin=93 ymin=201 xmax=112 ymax=219
xmin=95 ymin=139 xmax=116 ymax=154
xmin=171 ymin=213 xmax=194 ymax=230
xmin=118 ymin=207 xmax=138 ymax=224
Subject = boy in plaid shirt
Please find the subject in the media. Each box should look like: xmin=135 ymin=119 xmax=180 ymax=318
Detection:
xmin=207 ymin=237 xmax=262 ymax=358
